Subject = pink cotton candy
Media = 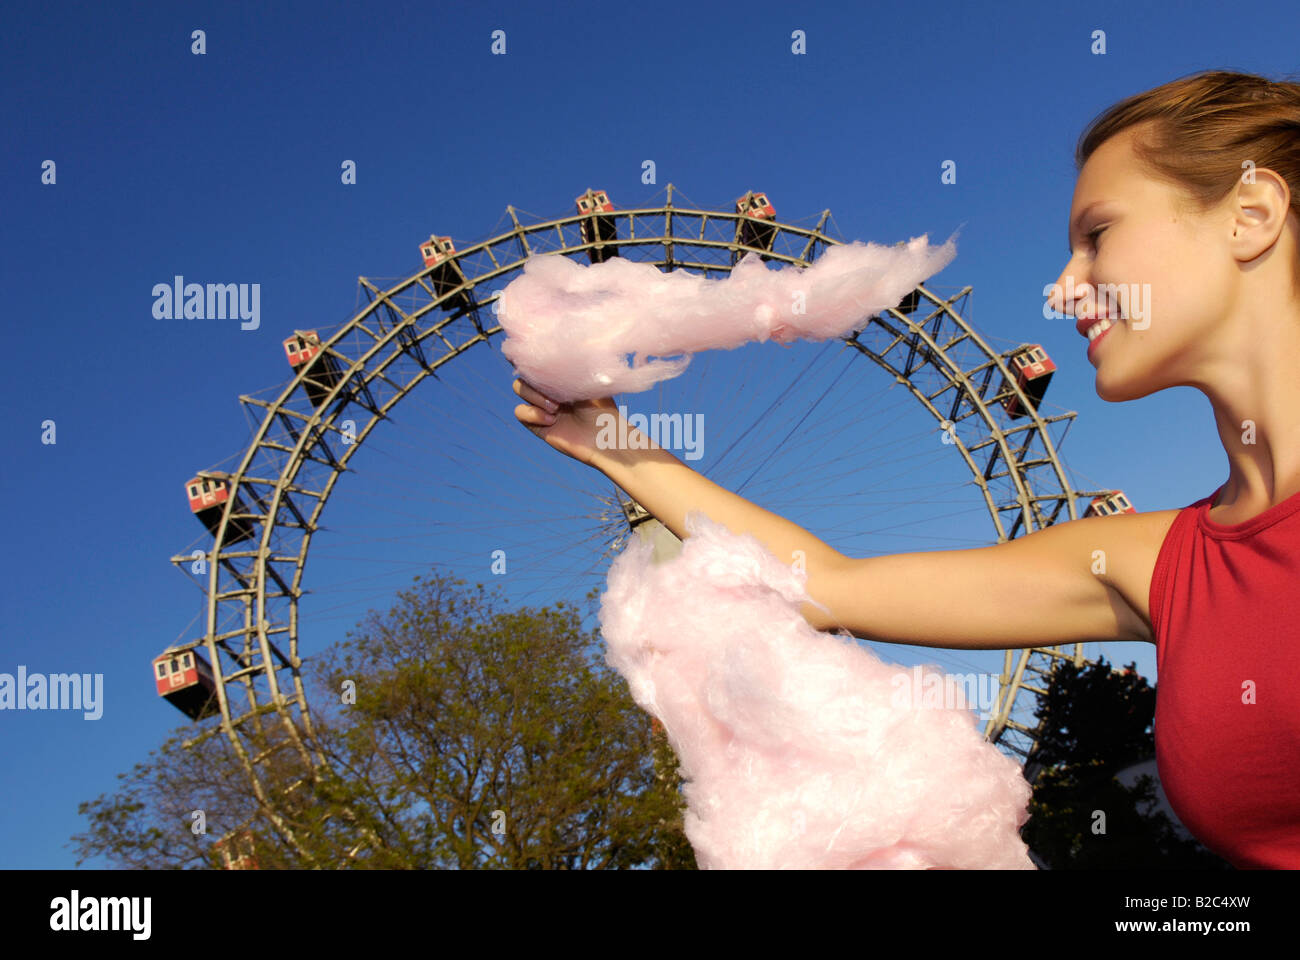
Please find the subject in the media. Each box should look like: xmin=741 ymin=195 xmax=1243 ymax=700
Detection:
xmin=598 ymin=511 xmax=1035 ymax=869
xmin=500 ymin=233 xmax=959 ymax=402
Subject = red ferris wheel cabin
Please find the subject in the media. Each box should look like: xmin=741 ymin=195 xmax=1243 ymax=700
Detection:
xmin=152 ymin=648 xmax=218 ymax=720
xmin=214 ymin=829 xmax=259 ymax=870
xmin=1001 ymin=344 xmax=1056 ymax=419
xmin=1084 ymin=490 xmax=1136 ymax=517
xmin=576 ymin=188 xmax=619 ymax=263
xmin=734 ymin=190 xmax=777 ymax=262
xmin=185 ymin=472 xmax=254 ymax=544
xmin=418 ymin=234 xmax=473 ymax=312
xmin=283 ymin=330 xmax=343 ymax=408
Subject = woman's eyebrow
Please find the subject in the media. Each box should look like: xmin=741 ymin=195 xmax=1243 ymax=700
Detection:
xmin=1067 ymin=201 xmax=1107 ymax=255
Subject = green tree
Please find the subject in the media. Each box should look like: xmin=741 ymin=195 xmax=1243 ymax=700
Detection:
xmin=1020 ymin=656 xmax=1229 ymax=869
xmin=68 ymin=700 xmax=310 ymax=869
xmin=71 ymin=571 xmax=697 ymax=869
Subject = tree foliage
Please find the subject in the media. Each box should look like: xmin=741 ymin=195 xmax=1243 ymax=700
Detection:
xmin=71 ymin=572 xmax=697 ymax=869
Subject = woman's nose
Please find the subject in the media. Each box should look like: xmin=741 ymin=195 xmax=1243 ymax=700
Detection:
xmin=1048 ymin=268 xmax=1086 ymax=317
xmin=1047 ymin=277 xmax=1067 ymax=317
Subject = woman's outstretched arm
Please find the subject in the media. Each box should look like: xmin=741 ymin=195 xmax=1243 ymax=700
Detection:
xmin=512 ymin=376 xmax=1145 ymax=647
xmin=595 ymin=432 xmax=847 ymax=631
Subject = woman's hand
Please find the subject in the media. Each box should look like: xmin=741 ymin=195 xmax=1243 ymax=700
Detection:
xmin=512 ymin=377 xmax=620 ymax=468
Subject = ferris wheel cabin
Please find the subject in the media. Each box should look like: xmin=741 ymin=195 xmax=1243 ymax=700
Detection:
xmin=1084 ymin=490 xmax=1136 ymax=517
xmin=214 ymin=829 xmax=259 ymax=870
xmin=152 ymin=648 xmax=219 ymax=720
xmin=186 ymin=473 xmax=255 ymax=544
xmin=895 ymin=287 xmax=921 ymax=315
xmin=1000 ymin=344 xmax=1056 ymax=419
xmin=419 ymin=235 xmax=473 ymax=312
xmin=576 ymin=188 xmax=619 ymax=263
xmin=890 ymin=241 xmax=923 ymax=315
xmin=733 ymin=190 xmax=777 ymax=264
xmin=284 ymin=330 xmax=344 ymax=408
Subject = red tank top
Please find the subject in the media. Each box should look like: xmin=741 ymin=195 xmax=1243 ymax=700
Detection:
xmin=1148 ymin=482 xmax=1300 ymax=868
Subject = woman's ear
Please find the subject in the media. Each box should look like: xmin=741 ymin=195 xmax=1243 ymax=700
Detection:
xmin=1229 ymin=168 xmax=1294 ymax=264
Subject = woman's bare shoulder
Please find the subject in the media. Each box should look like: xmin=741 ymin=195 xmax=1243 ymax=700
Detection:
xmin=1095 ymin=508 xmax=1184 ymax=644
xmin=1130 ymin=507 xmax=1183 ymax=549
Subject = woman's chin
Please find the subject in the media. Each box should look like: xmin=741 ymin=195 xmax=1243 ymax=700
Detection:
xmin=1095 ymin=367 xmax=1159 ymax=402
xmin=1095 ymin=377 xmax=1125 ymax=402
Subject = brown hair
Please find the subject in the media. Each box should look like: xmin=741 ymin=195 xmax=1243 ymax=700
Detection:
xmin=1075 ymin=69 xmax=1300 ymax=298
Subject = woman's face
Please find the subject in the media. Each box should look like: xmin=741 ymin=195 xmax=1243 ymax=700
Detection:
xmin=1049 ymin=124 xmax=1237 ymax=401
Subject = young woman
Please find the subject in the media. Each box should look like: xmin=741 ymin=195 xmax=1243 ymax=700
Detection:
xmin=511 ymin=69 xmax=1300 ymax=869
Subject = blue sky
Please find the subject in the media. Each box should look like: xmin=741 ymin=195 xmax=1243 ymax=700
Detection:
xmin=3 ymin=0 xmax=1297 ymax=868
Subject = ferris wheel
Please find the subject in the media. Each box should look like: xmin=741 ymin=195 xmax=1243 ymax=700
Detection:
xmin=158 ymin=184 xmax=1139 ymax=865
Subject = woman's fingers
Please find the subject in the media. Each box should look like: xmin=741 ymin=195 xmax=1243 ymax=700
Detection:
xmin=512 ymin=377 xmax=560 ymax=413
xmin=515 ymin=402 xmax=556 ymax=426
